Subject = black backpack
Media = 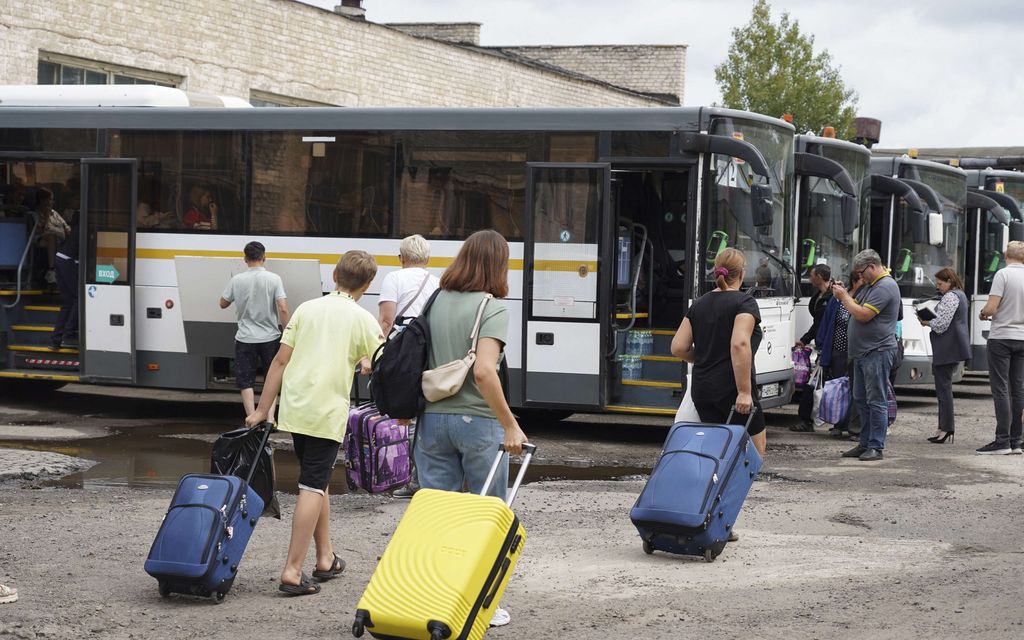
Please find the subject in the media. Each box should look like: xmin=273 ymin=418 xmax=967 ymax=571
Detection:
xmin=370 ymin=289 xmax=441 ymax=419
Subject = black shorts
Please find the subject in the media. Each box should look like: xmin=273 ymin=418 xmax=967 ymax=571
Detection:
xmin=292 ymin=432 xmax=341 ymax=493
xmin=235 ymin=339 xmax=280 ymax=390
xmin=693 ymin=395 xmax=766 ymax=436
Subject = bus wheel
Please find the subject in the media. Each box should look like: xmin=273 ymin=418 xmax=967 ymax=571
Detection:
xmin=514 ymin=408 xmax=573 ymax=425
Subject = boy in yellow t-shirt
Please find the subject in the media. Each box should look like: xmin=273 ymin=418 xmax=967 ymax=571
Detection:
xmin=246 ymin=250 xmax=382 ymax=596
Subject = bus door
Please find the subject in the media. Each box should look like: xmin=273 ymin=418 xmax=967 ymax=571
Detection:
xmin=522 ymin=163 xmax=612 ymax=409
xmin=80 ymin=159 xmax=137 ymax=383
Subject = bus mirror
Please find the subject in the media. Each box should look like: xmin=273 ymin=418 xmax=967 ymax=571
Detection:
xmin=841 ymin=195 xmax=858 ymax=235
xmin=928 ymin=212 xmax=943 ymax=246
xmin=1010 ymin=220 xmax=1024 ymax=243
xmin=751 ymin=183 xmax=773 ymax=227
xmin=911 ymin=211 xmax=929 ymax=244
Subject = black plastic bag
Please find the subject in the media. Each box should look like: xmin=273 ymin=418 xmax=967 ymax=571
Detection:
xmin=211 ymin=425 xmax=281 ymax=519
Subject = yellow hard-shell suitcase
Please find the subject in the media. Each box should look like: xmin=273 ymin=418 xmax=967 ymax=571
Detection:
xmin=353 ymin=444 xmax=536 ymax=640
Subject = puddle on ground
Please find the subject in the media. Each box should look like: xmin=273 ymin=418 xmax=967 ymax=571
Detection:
xmin=0 ymin=424 xmax=651 ymax=494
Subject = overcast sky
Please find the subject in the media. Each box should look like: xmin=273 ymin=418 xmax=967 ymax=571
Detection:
xmin=303 ymin=0 xmax=1024 ymax=149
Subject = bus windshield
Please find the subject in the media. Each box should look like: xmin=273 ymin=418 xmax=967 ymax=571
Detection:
xmin=978 ymin=208 xmax=1008 ymax=295
xmin=893 ymin=165 xmax=966 ymax=298
xmin=705 ymin=117 xmax=793 ymax=297
xmin=800 ymin=145 xmax=869 ymax=293
xmin=990 ymin=177 xmax=1024 ymax=215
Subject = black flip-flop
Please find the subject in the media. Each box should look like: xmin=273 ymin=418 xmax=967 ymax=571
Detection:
xmin=279 ymin=572 xmax=321 ymax=596
xmin=312 ymin=553 xmax=346 ymax=581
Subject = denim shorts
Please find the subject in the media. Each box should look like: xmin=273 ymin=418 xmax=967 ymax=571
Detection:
xmin=414 ymin=413 xmax=507 ymax=500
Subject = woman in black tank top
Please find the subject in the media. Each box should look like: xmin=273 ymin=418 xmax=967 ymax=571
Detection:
xmin=670 ymin=247 xmax=767 ymax=455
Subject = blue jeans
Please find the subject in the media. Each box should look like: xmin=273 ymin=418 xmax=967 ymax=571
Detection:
xmin=414 ymin=413 xmax=507 ymax=499
xmin=852 ymin=347 xmax=897 ymax=451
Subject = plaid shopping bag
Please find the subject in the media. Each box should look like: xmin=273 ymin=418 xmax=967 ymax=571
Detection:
xmin=818 ymin=376 xmax=850 ymax=425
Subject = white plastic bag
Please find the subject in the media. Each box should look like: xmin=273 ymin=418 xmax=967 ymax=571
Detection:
xmin=674 ymin=386 xmax=701 ymax=423
xmin=810 ymin=365 xmax=827 ymax=428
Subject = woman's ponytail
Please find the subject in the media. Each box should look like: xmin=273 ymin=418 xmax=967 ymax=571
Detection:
xmin=713 ymin=247 xmax=746 ymax=291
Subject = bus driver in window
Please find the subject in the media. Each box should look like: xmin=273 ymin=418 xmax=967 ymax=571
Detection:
xmin=183 ymin=184 xmax=218 ymax=230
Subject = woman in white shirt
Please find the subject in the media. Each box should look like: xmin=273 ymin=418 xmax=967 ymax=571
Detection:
xmin=377 ymin=234 xmax=440 ymax=499
xmin=378 ymin=234 xmax=440 ymax=336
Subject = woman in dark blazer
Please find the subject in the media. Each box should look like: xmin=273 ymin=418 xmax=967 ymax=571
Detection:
xmin=920 ymin=267 xmax=970 ymax=443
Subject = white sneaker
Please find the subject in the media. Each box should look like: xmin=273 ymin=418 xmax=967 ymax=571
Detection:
xmin=44 ymin=269 xmax=57 ymax=285
xmin=489 ymin=607 xmax=510 ymax=627
xmin=0 ymin=583 xmax=17 ymax=604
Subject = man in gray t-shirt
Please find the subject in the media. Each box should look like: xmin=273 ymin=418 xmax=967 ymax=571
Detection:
xmin=977 ymin=240 xmax=1024 ymax=454
xmin=830 ymin=249 xmax=900 ymax=461
xmin=219 ymin=241 xmax=289 ymax=417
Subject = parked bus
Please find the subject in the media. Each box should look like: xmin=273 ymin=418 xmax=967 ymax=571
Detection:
xmin=867 ymin=156 xmax=967 ymax=385
xmin=792 ymin=133 xmax=867 ymax=343
xmin=0 ymin=96 xmax=796 ymax=419
xmin=963 ymin=169 xmax=1024 ymax=371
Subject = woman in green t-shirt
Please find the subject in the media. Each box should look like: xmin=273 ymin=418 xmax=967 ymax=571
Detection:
xmin=416 ymin=229 xmax=528 ymax=628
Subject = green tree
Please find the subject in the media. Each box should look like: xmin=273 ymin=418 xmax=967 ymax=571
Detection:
xmin=715 ymin=0 xmax=858 ymax=138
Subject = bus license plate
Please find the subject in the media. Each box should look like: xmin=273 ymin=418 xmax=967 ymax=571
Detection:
xmin=761 ymin=383 xmax=781 ymax=399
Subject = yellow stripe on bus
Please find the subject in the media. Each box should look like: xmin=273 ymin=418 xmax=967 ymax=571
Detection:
xmin=0 ymin=371 xmax=80 ymax=382
xmin=95 ymin=247 xmax=597 ymax=273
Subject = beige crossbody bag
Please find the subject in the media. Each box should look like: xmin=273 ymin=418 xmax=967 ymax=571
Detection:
xmin=421 ymin=293 xmax=493 ymax=402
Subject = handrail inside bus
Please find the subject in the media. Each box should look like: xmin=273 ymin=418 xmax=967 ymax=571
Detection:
xmin=1 ymin=214 xmax=39 ymax=309
xmin=611 ymin=221 xmax=653 ymax=357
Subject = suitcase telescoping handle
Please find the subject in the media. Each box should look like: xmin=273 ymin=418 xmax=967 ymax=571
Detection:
xmin=244 ymin=421 xmax=277 ymax=486
xmin=724 ymin=406 xmax=759 ymax=430
xmin=481 ymin=443 xmax=537 ymax=507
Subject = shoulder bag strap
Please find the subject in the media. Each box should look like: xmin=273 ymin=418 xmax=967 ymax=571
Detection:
xmin=466 ymin=294 xmax=494 ymax=357
xmin=395 ymin=270 xmax=431 ymax=321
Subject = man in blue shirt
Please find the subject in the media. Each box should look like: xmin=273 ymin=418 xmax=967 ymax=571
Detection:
xmin=830 ymin=250 xmax=901 ymax=461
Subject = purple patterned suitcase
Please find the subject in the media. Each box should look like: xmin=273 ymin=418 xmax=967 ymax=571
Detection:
xmin=345 ymin=403 xmax=412 ymax=494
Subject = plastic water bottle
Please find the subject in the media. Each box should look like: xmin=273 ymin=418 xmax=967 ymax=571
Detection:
xmin=643 ymin=330 xmax=654 ymax=356
xmin=626 ymin=330 xmax=639 ymax=356
xmin=621 ymin=356 xmax=642 ymax=381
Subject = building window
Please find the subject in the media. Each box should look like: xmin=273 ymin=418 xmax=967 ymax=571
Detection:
xmin=249 ymin=90 xmax=332 ymax=108
xmin=37 ymin=53 xmax=180 ymax=87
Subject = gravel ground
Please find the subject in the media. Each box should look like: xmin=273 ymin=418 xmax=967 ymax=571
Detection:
xmin=1 ymin=378 xmax=1023 ymax=639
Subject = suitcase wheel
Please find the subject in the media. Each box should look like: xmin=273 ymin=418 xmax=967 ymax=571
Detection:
xmin=642 ymin=539 xmax=654 ymax=555
xmin=703 ymin=548 xmax=716 ymax=563
xmin=158 ymin=582 xmax=171 ymax=598
xmin=352 ymin=620 xmax=365 ymax=638
xmin=212 ymin=591 xmax=226 ymax=604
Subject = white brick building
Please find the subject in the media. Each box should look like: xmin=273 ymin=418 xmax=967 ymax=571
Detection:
xmin=0 ymin=0 xmax=687 ymax=107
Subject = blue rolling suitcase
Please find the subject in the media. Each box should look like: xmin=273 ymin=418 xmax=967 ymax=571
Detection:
xmin=630 ymin=410 xmax=763 ymax=562
xmin=144 ymin=423 xmax=272 ymax=602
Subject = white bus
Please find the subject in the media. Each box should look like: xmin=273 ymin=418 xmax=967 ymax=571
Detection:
xmin=0 ymin=98 xmax=797 ymax=420
xmin=793 ymin=133 xmax=868 ymax=343
xmin=963 ymin=169 xmax=1023 ymax=371
xmin=867 ymin=156 xmax=968 ymax=385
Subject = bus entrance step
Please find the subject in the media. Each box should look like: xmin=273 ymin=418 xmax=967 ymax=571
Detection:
xmin=12 ymin=352 xmax=80 ymax=371
xmin=611 ymin=380 xmax=683 ymax=409
xmin=0 ymin=369 xmax=80 ymax=383
xmin=605 ymin=404 xmax=677 ymax=417
xmin=10 ymin=324 xmax=57 ymax=346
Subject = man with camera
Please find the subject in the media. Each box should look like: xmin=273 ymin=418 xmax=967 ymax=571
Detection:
xmin=830 ymin=250 xmax=900 ymax=461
